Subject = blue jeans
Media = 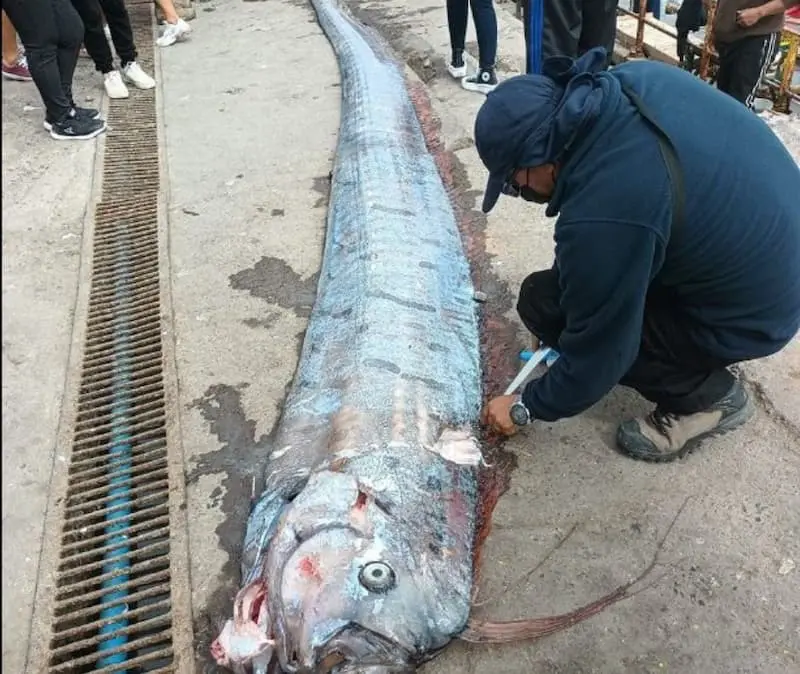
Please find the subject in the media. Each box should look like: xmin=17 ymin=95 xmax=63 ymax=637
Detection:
xmin=446 ymin=0 xmax=498 ymax=70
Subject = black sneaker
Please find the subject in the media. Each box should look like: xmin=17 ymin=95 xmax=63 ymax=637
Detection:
xmin=49 ymin=116 xmax=107 ymax=140
xmin=43 ymin=106 xmax=102 ymax=132
xmin=447 ymin=49 xmax=466 ymax=79
xmin=462 ymin=67 xmax=498 ymax=94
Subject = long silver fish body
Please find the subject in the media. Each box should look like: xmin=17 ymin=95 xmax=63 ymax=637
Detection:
xmin=211 ymin=0 xmax=483 ymax=672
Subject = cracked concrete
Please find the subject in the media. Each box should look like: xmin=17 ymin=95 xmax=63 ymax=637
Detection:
xmin=2 ymin=1 xmax=798 ymax=673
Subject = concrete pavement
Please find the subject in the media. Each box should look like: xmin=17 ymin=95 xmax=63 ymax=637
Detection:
xmin=3 ymin=1 xmax=799 ymax=672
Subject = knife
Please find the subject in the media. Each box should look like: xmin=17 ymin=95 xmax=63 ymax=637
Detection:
xmin=504 ymin=346 xmax=554 ymax=396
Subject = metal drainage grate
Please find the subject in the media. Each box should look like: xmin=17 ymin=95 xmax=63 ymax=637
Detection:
xmin=46 ymin=7 xmax=182 ymax=672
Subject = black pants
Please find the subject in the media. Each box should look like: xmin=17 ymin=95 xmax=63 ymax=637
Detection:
xmin=1 ymin=0 xmax=83 ymax=122
xmin=716 ymin=33 xmax=779 ymax=108
xmin=522 ymin=0 xmax=617 ymax=74
xmin=517 ymin=269 xmax=737 ymax=415
xmin=69 ymin=0 xmax=137 ymax=73
xmin=446 ymin=0 xmax=498 ymax=70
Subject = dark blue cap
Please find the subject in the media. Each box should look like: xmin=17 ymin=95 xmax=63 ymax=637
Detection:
xmin=474 ymin=48 xmax=611 ymax=214
xmin=475 ymin=75 xmax=562 ymax=213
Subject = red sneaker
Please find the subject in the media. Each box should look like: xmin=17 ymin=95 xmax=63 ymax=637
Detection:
xmin=2 ymin=56 xmax=32 ymax=82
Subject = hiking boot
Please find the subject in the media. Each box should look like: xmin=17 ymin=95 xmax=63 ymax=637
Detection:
xmin=462 ymin=67 xmax=498 ymax=94
xmin=122 ymin=61 xmax=155 ymax=90
xmin=616 ymin=379 xmax=754 ymax=463
xmin=447 ymin=50 xmax=467 ymax=79
xmin=49 ymin=116 xmax=107 ymax=141
xmin=43 ymin=106 xmax=102 ymax=132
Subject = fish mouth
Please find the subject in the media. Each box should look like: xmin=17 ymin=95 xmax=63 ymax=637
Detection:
xmin=313 ymin=626 xmax=415 ymax=674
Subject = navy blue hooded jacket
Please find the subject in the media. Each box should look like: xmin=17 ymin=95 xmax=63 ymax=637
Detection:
xmin=475 ymin=53 xmax=800 ymax=422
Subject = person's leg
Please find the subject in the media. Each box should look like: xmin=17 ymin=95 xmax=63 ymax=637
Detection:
xmin=523 ymin=0 xmax=581 ymax=74
xmin=97 ymin=0 xmax=154 ymax=90
xmin=2 ymin=10 xmax=19 ymax=63
xmin=716 ymin=33 xmax=779 ymax=108
xmin=68 ymin=0 xmax=115 ymax=72
xmin=578 ymin=0 xmax=617 ymax=65
xmin=462 ymin=0 xmax=499 ymax=93
xmin=96 ymin=0 xmax=136 ymax=66
xmin=2 ymin=0 xmax=73 ymax=121
xmin=618 ymin=305 xmax=737 ymax=413
xmin=2 ymin=10 xmax=31 ymax=80
xmin=516 ymin=270 xmax=753 ymax=461
xmin=714 ymin=40 xmax=732 ymax=94
xmin=156 ymin=0 xmax=180 ymax=23
xmin=3 ymin=0 xmax=103 ymax=138
xmin=516 ymin=268 xmax=565 ymax=350
xmin=445 ymin=0 xmax=469 ymax=77
xmin=154 ymin=0 xmax=192 ymax=47
xmin=615 ymin=301 xmax=753 ymax=462
xmin=53 ymin=0 xmax=87 ymax=109
xmin=469 ymin=0 xmax=498 ymax=70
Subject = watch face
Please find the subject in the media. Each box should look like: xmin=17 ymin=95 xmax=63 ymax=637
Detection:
xmin=510 ymin=402 xmax=529 ymax=426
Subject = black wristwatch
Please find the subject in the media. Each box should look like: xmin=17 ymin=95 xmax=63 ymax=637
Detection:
xmin=509 ymin=397 xmax=532 ymax=426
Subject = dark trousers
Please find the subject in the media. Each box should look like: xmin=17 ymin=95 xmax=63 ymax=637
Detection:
xmin=522 ymin=0 xmax=617 ymax=74
xmin=517 ymin=269 xmax=737 ymax=415
xmin=446 ymin=0 xmax=498 ymax=70
xmin=716 ymin=33 xmax=779 ymax=108
xmin=1 ymin=0 xmax=83 ymax=122
xmin=69 ymin=0 xmax=137 ymax=73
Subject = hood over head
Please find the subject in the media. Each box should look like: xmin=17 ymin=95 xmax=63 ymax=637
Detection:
xmin=475 ymin=47 xmax=612 ymax=213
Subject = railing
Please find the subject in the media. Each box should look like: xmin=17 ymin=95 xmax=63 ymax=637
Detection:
xmin=512 ymin=0 xmax=797 ymax=112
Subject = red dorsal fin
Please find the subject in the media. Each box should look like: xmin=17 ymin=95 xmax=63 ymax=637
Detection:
xmin=462 ymin=497 xmax=690 ymax=644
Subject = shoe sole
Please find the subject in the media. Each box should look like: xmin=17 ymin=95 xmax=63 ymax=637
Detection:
xmin=461 ymin=80 xmax=497 ymax=95
xmin=50 ymin=122 xmax=107 ymax=141
xmin=447 ymin=65 xmax=467 ymax=79
xmin=616 ymin=394 xmax=756 ymax=464
xmin=122 ymin=75 xmax=155 ymax=90
xmin=2 ymin=72 xmax=32 ymax=82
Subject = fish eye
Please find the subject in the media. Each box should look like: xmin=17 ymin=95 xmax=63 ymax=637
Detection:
xmin=358 ymin=561 xmax=396 ymax=593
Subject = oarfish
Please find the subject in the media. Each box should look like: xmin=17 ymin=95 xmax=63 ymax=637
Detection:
xmin=212 ymin=0 xmax=483 ymax=671
xmin=211 ymin=1 xmax=664 ymax=671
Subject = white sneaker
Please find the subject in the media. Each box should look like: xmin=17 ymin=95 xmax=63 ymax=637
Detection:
xmin=104 ymin=70 xmax=130 ymax=99
xmin=122 ymin=61 xmax=155 ymax=90
xmin=156 ymin=19 xmax=192 ymax=47
xmin=447 ymin=62 xmax=467 ymax=79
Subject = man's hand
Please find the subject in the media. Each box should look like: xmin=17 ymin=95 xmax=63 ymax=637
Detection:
xmin=481 ymin=395 xmax=519 ymax=436
xmin=737 ymin=7 xmax=764 ymax=26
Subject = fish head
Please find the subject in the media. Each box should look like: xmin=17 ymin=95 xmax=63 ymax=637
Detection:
xmin=264 ymin=466 xmax=473 ymax=673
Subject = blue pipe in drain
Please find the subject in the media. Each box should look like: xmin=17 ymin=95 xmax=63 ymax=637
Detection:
xmin=97 ymin=264 xmax=133 ymax=671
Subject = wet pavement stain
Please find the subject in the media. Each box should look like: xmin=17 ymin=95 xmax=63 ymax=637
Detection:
xmin=187 ymin=382 xmax=277 ymax=671
xmin=242 ymin=312 xmax=280 ymax=329
xmin=229 ymin=256 xmax=319 ymax=317
xmin=312 ymin=173 xmax=332 ymax=208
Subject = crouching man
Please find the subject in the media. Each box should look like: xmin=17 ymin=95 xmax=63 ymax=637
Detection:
xmin=477 ymin=48 xmax=800 ymax=462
